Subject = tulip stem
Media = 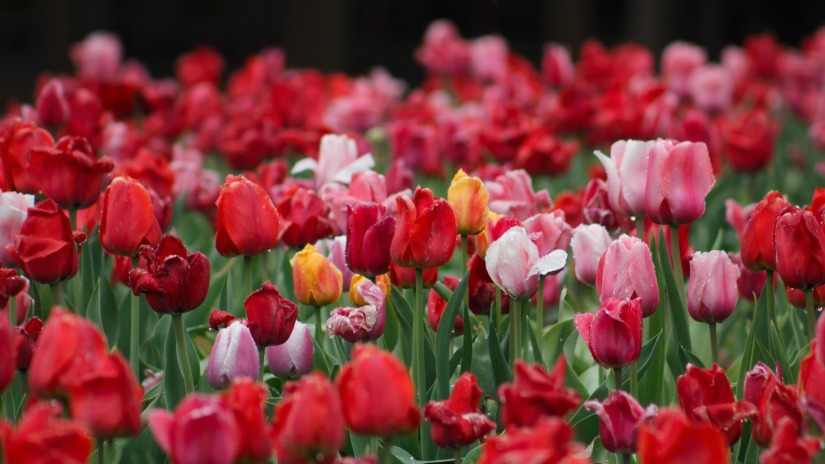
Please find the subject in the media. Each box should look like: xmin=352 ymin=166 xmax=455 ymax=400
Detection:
xmin=243 ymin=255 xmax=253 ymax=298
xmin=766 ymin=271 xmax=776 ymax=328
xmin=510 ymin=298 xmax=523 ymax=363
xmin=454 ymin=449 xmax=462 ymax=464
xmin=413 ymin=268 xmax=430 ymax=459
xmin=806 ymin=289 xmax=817 ymax=343
xmin=620 ymin=453 xmax=631 ymax=464
xmin=629 ymin=361 xmax=638 ymax=397
xmin=50 ymin=283 xmax=63 ymax=308
xmin=131 ymin=256 xmax=140 ymax=378
xmin=378 ymin=437 xmax=393 ymax=464
xmin=537 ymin=274 xmax=545 ymax=334
xmin=613 ymin=367 xmax=623 ymax=391
xmin=173 ymin=314 xmax=195 ymax=395
xmin=258 ymin=347 xmax=266 ymax=382
xmin=636 ymin=218 xmax=645 ymax=242
xmin=669 ymin=226 xmax=685 ymax=294
xmin=314 ymin=306 xmax=323 ymax=345
xmin=97 ymin=437 xmax=104 ymax=464
xmin=494 ymin=287 xmax=501 ymax=329
xmin=709 ymin=322 xmax=719 ymax=365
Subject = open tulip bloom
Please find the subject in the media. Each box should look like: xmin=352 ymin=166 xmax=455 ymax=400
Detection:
xmin=3 ymin=21 xmax=825 ymax=464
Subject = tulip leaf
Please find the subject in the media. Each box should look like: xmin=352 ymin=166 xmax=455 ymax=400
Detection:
xmin=677 ymin=345 xmax=706 ymax=369
xmin=639 ymin=232 xmax=668 ymax=406
xmin=162 ymin=315 xmax=186 ymax=409
xmin=769 ymin=322 xmax=793 ymax=380
xmin=656 ymin=231 xmax=692 ymax=356
xmin=450 ymin=346 xmax=464 ymax=373
xmin=487 ymin=321 xmax=512 ymax=388
xmin=383 ymin=295 xmax=400 ymax=352
xmin=541 ymin=318 xmax=576 ymax=368
xmin=435 ymin=272 xmax=469 ymax=400
xmin=526 ymin=320 xmax=545 ymax=367
xmin=461 ymin=444 xmax=484 ymax=464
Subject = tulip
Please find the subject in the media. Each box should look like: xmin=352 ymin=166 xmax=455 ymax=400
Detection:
xmin=584 ymin=390 xmax=655 ymax=454
xmin=798 ymin=342 xmax=825 ymax=432
xmin=291 ymin=244 xmax=343 ymax=307
xmin=349 ymin=274 xmax=390 ymax=307
xmin=13 ymin=316 xmax=42 ymax=372
xmin=662 ymin=41 xmax=707 ymax=95
xmin=468 ymin=252 xmax=510 ymax=316
xmin=740 ymin=191 xmax=791 ymax=272
xmin=0 ymin=316 xmax=12 ymax=394
xmin=326 ymin=278 xmax=386 ymax=343
xmin=594 ymin=139 xmax=655 ymax=218
xmin=148 ymin=395 xmax=240 ymax=464
xmin=176 ymin=46 xmax=225 ymax=87
xmin=774 ymin=209 xmax=825 ymax=290
xmin=0 ymin=268 xmax=27 ymax=317
xmin=0 ymin=191 xmax=35 ymax=267
xmin=424 ymin=373 xmax=496 ymax=449
xmin=575 ymin=298 xmax=643 ymax=369
xmin=8 ymin=199 xmax=84 ymax=285
xmin=122 ymin=148 xmax=177 ymax=199
xmin=637 ymin=408 xmax=730 ymax=464
xmin=270 ymin=372 xmax=345 ymax=463
xmin=645 ymin=139 xmax=715 ymax=225
xmin=100 ymin=176 xmax=162 ymax=256
xmin=477 ymin=418 xmax=589 ymax=464
xmin=0 ymin=119 xmax=54 ymax=193
xmin=744 ymin=362 xmax=803 ymax=446
xmin=206 ymin=321 xmax=260 ymax=390
xmin=447 ymin=169 xmax=489 ymax=236
xmin=36 ymin=78 xmax=70 ymax=127
xmin=687 ymin=251 xmax=740 ymax=323
xmin=277 ymin=187 xmax=335 ymax=249
xmin=760 ymin=417 xmax=821 ymax=464
xmin=485 ymin=226 xmax=567 ymax=299
xmin=214 ymin=174 xmax=280 ymax=257
xmin=129 ymin=234 xmax=210 ymax=314
xmin=570 ymin=224 xmax=612 ymax=286
xmin=689 ymin=65 xmax=733 ymax=112
xmin=336 ymin=344 xmax=420 ymax=437
xmin=223 ymin=379 xmax=272 ymax=463
xmin=415 ymin=20 xmax=470 ymax=75
xmin=292 ymin=133 xmax=374 ymax=189
xmin=498 ymin=358 xmax=580 ymax=429
xmin=391 ymin=187 xmax=457 ymax=270
xmin=596 ymin=234 xmax=659 ymax=317
xmin=728 ymin=252 xmax=767 ymax=301
xmin=523 ymin=210 xmax=573 ymax=256
xmin=327 ymin=236 xmax=355 ymax=291
xmin=485 ymin=170 xmax=551 ymax=221
xmin=345 ymin=203 xmax=397 ymax=278
xmin=719 ymin=109 xmax=778 ymax=172
xmin=389 ymin=261 xmax=437 ymax=288
xmin=818 ymin=316 xmax=825 ymax=368
xmin=265 ymin=321 xmax=313 ymax=377
xmin=244 ymin=281 xmax=298 ymax=347
xmin=28 ymin=135 xmax=114 ymax=209
xmin=1 ymin=401 xmax=93 ymax=464
xmin=426 ymin=275 xmax=463 ymax=335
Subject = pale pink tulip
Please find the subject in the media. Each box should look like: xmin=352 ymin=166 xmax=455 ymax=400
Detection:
xmin=687 ymin=251 xmax=740 ymax=323
xmin=571 ymin=224 xmax=612 ymax=286
xmin=486 ymin=227 xmax=567 ymax=299
xmin=594 ymin=139 xmax=655 ymax=218
xmin=645 ymin=140 xmax=715 ymax=225
xmin=596 ymin=235 xmax=659 ymax=317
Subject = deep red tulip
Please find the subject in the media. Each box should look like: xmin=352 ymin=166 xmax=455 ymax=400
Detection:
xmin=676 ymin=364 xmax=756 ymax=445
xmin=818 ymin=317 xmax=825 ymax=368
xmin=13 ymin=316 xmax=42 ymax=372
xmin=584 ymin=390 xmax=653 ymax=454
xmin=244 ymin=281 xmax=298 ymax=347
xmin=100 ymin=176 xmax=162 ymax=256
xmin=477 ymin=418 xmax=589 ymax=464
xmin=798 ymin=341 xmax=825 ymax=432
xmin=389 ymin=261 xmax=437 ymax=289
xmin=346 ymin=202 xmax=397 ymax=277
xmin=0 ymin=316 xmax=13 ymax=394
xmin=0 ymin=119 xmax=53 ymax=193
xmin=740 ymin=191 xmax=791 ymax=272
xmin=575 ymin=298 xmax=643 ymax=369
xmin=337 ymin=344 xmax=420 ymax=437
xmin=391 ymin=187 xmax=457 ymax=270
xmin=176 ymin=46 xmax=225 ymax=87
xmin=215 ymin=175 xmax=280 ymax=257
xmin=729 ymin=252 xmax=767 ymax=301
xmin=129 ymin=234 xmax=210 ymax=314
xmin=744 ymin=362 xmax=803 ymax=447
xmin=424 ymin=373 xmax=496 ymax=449
xmin=223 ymin=379 xmax=272 ymax=463
xmin=123 ymin=148 xmax=177 ymax=199
xmin=637 ymin=408 xmax=730 ymax=464
xmin=760 ymin=418 xmax=821 ymax=464
xmin=498 ymin=358 xmax=580 ymax=429
xmin=774 ymin=208 xmax=825 ymax=290
xmin=644 ymin=140 xmax=715 ymax=225
xmin=270 ymin=372 xmax=345 ymax=463
xmin=0 ymin=400 xmax=93 ymax=464
xmin=426 ymin=275 xmax=463 ymax=335
xmin=277 ymin=187 xmax=335 ymax=249
xmin=8 ymin=199 xmax=84 ymax=284
xmin=719 ymin=109 xmax=778 ymax=172
xmin=36 ymin=78 xmax=70 ymax=127
xmin=0 ymin=267 xmax=27 ymax=313
xmin=468 ymin=252 xmax=510 ymax=315
xmin=28 ymin=135 xmax=114 ymax=209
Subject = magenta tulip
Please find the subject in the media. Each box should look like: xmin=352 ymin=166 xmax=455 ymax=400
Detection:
xmin=575 ymin=298 xmax=643 ymax=369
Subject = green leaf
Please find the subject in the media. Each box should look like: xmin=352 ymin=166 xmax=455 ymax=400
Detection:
xmin=435 ymin=272 xmax=469 ymax=400
xmin=639 ymin=232 xmax=668 ymax=406
xmin=526 ymin=320 xmax=545 ymax=368
xmin=678 ymin=345 xmax=706 ymax=369
xmin=462 ymin=444 xmax=484 ymax=464
xmin=657 ymin=230 xmax=692 ymax=355
xmin=487 ymin=321 xmax=512 ymax=388
xmin=541 ymin=319 xmax=575 ymax=367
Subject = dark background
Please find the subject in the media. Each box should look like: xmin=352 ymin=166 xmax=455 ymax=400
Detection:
xmin=2 ymin=0 xmax=824 ymax=104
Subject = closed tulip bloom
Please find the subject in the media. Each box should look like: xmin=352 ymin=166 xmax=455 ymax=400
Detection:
xmin=0 ymin=191 xmax=35 ymax=267
xmin=206 ymin=321 xmax=260 ymax=390
xmin=8 ymin=199 xmax=84 ymax=285
xmin=326 ymin=278 xmax=387 ymax=343
xmin=687 ymin=251 xmax=741 ymax=323
xmin=391 ymin=187 xmax=457 ymax=270
xmin=498 ymin=358 xmax=580 ymax=429
xmin=719 ymin=109 xmax=778 ymax=173
xmin=0 ymin=119 xmax=53 ymax=193
xmin=215 ymin=174 xmax=280 ymax=257
xmin=728 ymin=252 xmax=767 ymax=301
xmin=596 ymin=235 xmax=659 ymax=317
xmin=129 ymin=234 xmax=210 ymax=314
xmin=645 ymin=140 xmax=715 ymax=225
xmin=1 ymin=401 xmax=93 ymax=464
xmin=13 ymin=316 xmax=42 ymax=372
xmin=100 ymin=176 xmax=162 ymax=256
xmin=223 ymin=379 xmax=272 ymax=463
xmin=570 ymin=224 xmax=612 ymax=286
xmin=744 ymin=362 xmax=803 ymax=446
xmin=594 ymin=139 xmax=655 ymax=218
xmin=424 ymin=373 xmax=496 ymax=449
xmin=468 ymin=253 xmax=511 ymax=315
xmin=477 ymin=418 xmax=589 ymax=464
xmin=270 ymin=372 xmax=345 ymax=463
xmin=28 ymin=135 xmax=114 ymax=209
xmin=774 ymin=209 xmax=825 ymax=290
xmin=389 ymin=261 xmax=438 ymax=289
xmin=276 ymin=187 xmax=335 ymax=249
xmin=584 ymin=390 xmax=654 ymax=454
xmin=448 ymin=169 xmax=489 ymax=235
xmin=336 ymin=345 xmax=420 ymax=437
xmin=291 ymin=244 xmax=343 ymax=306
xmin=346 ymin=203 xmax=397 ymax=277
xmin=575 ymin=298 xmax=643 ymax=369
xmin=426 ymin=275 xmax=463 ymax=335
xmin=149 ymin=395 xmax=240 ymax=464
xmin=798 ymin=342 xmax=825 ymax=432
xmin=740 ymin=191 xmax=791 ymax=271
xmin=244 ymin=281 xmax=298 ymax=347
xmin=265 ymin=322 xmax=313 ymax=377
xmin=349 ymin=274 xmax=390 ymax=307
xmin=523 ymin=210 xmax=573 ymax=256
xmin=485 ymin=226 xmax=568 ymax=299
xmin=36 ymin=78 xmax=70 ymax=127
xmin=637 ymin=408 xmax=730 ymax=464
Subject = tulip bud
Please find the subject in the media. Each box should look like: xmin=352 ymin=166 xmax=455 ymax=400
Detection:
xmin=447 ymin=169 xmax=489 ymax=236
xmin=594 ymin=139 xmax=655 ymax=218
xmin=244 ymin=281 xmax=298 ymax=347
xmin=13 ymin=316 xmax=42 ymax=372
xmin=424 ymin=373 xmax=496 ymax=449
xmin=740 ymin=191 xmax=791 ymax=272
xmin=391 ymin=187 xmax=457 ymax=270
xmin=485 ymin=227 xmax=567 ymax=299
xmin=687 ymin=251 xmax=740 ymax=323
xmin=585 ymin=390 xmax=654 ymax=453
xmin=206 ymin=321 xmax=260 ymax=390
xmin=575 ymin=298 xmax=643 ymax=369
xmin=215 ymin=174 xmax=280 ymax=257
xmin=265 ymin=322 xmax=313 ymax=377
xmin=0 ymin=120 xmax=54 ymax=193
xmin=291 ymin=244 xmax=344 ymax=307
xmin=570 ymin=224 xmax=612 ymax=286
xmin=774 ymin=209 xmax=825 ymax=290
xmin=644 ymin=140 xmax=715 ymax=225
xmin=345 ymin=203 xmax=397 ymax=278
xmin=100 ymin=176 xmax=162 ymax=257
xmin=36 ymin=78 xmax=70 ymax=127
xmin=596 ymin=234 xmax=659 ymax=317
xmin=327 ymin=278 xmax=387 ymax=343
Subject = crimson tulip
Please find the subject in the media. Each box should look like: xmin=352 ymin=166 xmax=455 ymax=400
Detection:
xmin=346 ymin=202 xmax=397 ymax=277
xmin=468 ymin=252 xmax=510 ymax=315
xmin=575 ymin=298 xmax=643 ymax=369
xmin=35 ymin=78 xmax=70 ymax=127
xmin=644 ymin=139 xmax=715 ymax=225
xmin=0 ymin=119 xmax=53 ymax=193
xmin=389 ymin=261 xmax=437 ymax=288
xmin=99 ymin=176 xmax=162 ymax=256
xmin=477 ymin=418 xmax=589 ymax=464
xmin=223 ymin=379 xmax=272 ymax=463
xmin=215 ymin=174 xmax=280 ymax=257
xmin=719 ymin=108 xmax=778 ymax=172
xmin=0 ymin=401 xmax=92 ymax=464
xmin=498 ymin=357 xmax=580 ymax=429
xmin=744 ymin=362 xmax=803 ymax=446
xmin=13 ymin=317 xmax=42 ymax=372
xmin=740 ymin=191 xmax=791 ymax=272
xmin=277 ymin=187 xmax=335 ymax=249
xmin=774 ymin=208 xmax=825 ymax=290
xmin=426 ymin=275 xmax=463 ymax=335
xmin=0 ymin=316 xmax=12 ymax=394
xmin=391 ymin=187 xmax=457 ymax=270
xmin=637 ymin=408 xmax=730 ymax=464
xmin=798 ymin=341 xmax=825 ymax=432
xmin=244 ymin=281 xmax=298 ymax=347
xmin=424 ymin=373 xmax=496 ymax=449
xmin=760 ymin=418 xmax=821 ymax=464
xmin=584 ymin=390 xmax=654 ymax=454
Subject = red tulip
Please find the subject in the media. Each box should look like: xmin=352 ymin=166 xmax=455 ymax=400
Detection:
xmin=215 ymin=174 xmax=280 ymax=257
xmin=774 ymin=208 xmax=825 ymax=290
xmin=0 ymin=267 xmax=27 ymax=315
xmin=740 ymin=191 xmax=791 ymax=272
xmin=575 ymin=298 xmax=643 ymax=369
xmin=424 ymin=373 xmax=496 ymax=449
xmin=244 ymin=281 xmax=298 ymax=347
xmin=391 ymin=187 xmax=457 ymax=270
xmin=389 ymin=261 xmax=437 ymax=289
xmin=798 ymin=341 xmax=825 ymax=432
xmin=35 ymin=78 xmax=70 ymax=127
xmin=336 ymin=344 xmax=420 ymax=437
xmin=477 ymin=418 xmax=589 ymax=464
xmin=468 ymin=252 xmax=511 ymax=315
xmin=644 ymin=140 xmax=715 ymax=225
xmin=0 ymin=400 xmax=93 ymax=464
xmin=270 ymin=372 xmax=345 ymax=463
xmin=346 ymin=202 xmax=397 ymax=277
xmin=0 ymin=119 xmax=53 ymax=193
xmin=744 ymin=362 xmax=803 ymax=446
xmin=687 ymin=251 xmax=740 ymax=323
xmin=122 ymin=148 xmax=177 ymax=199
xmin=129 ymin=234 xmax=210 ymax=314
xmin=729 ymin=252 xmax=767 ymax=301
xmin=176 ymin=46 xmax=225 ymax=87
xmin=277 ymin=187 xmax=335 ymax=249
xmin=596 ymin=234 xmax=659 ymax=317
xmin=100 ymin=176 xmax=162 ymax=256
xmin=28 ymin=135 xmax=114 ymax=209
xmin=818 ymin=317 xmax=825 ymax=368
xmin=426 ymin=275 xmax=463 ymax=335
xmin=223 ymin=379 xmax=272 ymax=463
xmin=760 ymin=418 xmax=821 ymax=464
xmin=719 ymin=108 xmax=778 ymax=172
xmin=13 ymin=316 xmax=42 ymax=372
xmin=8 ymin=199 xmax=84 ymax=284
xmin=0 ymin=315 xmax=13 ymax=394
xmin=584 ymin=390 xmax=654 ymax=454
xmin=498 ymin=358 xmax=580 ymax=429
xmin=637 ymin=408 xmax=730 ymax=464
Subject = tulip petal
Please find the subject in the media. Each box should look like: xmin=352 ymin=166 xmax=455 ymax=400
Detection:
xmin=528 ymin=249 xmax=568 ymax=278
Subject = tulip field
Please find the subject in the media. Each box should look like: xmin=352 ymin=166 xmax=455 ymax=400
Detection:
xmin=3 ymin=20 xmax=825 ymax=464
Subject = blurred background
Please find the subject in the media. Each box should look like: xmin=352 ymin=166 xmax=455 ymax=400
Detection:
xmin=2 ymin=0 xmax=825 ymax=104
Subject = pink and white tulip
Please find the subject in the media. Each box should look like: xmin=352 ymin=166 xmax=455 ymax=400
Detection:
xmin=485 ymin=226 xmax=567 ymax=299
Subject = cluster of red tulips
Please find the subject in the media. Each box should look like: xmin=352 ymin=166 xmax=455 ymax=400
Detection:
xmin=0 ymin=18 xmax=825 ymax=464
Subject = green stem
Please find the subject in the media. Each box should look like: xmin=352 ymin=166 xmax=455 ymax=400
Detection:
xmin=511 ymin=298 xmax=523 ymax=363
xmin=50 ymin=283 xmax=63 ymax=308
xmin=669 ymin=226 xmax=685 ymax=295
xmin=258 ymin=347 xmax=266 ymax=382
xmin=461 ymin=235 xmax=471 ymax=373
xmin=621 ymin=453 xmax=632 ymax=464
xmin=379 ymin=437 xmax=393 ymax=464
xmin=493 ymin=287 xmax=501 ymax=329
xmin=613 ymin=366 xmax=623 ymax=392
xmin=243 ymin=255 xmax=253 ymax=298
xmin=709 ymin=322 xmax=719 ymax=365
xmin=413 ymin=268 xmax=430 ymax=459
xmin=636 ymin=218 xmax=645 ymax=242
xmin=806 ymin=289 xmax=817 ymax=343
xmin=173 ymin=314 xmax=195 ymax=394
xmin=98 ymin=437 xmax=105 ymax=464
xmin=766 ymin=271 xmax=775 ymax=328
xmin=454 ymin=449 xmax=462 ymax=464
xmin=629 ymin=361 xmax=638 ymax=398
xmin=537 ymin=275 xmax=545 ymax=333
xmin=315 ymin=306 xmax=323 ymax=344
xmin=131 ymin=256 xmax=140 ymax=378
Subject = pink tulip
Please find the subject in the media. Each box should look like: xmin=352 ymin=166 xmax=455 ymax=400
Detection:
xmin=0 ymin=191 xmax=35 ymax=267
xmin=661 ymin=41 xmax=707 ymax=96
xmin=523 ymin=210 xmax=573 ymax=256
xmin=206 ymin=321 xmax=260 ymax=389
xmin=689 ymin=65 xmax=733 ymax=113
xmin=70 ymin=32 xmax=122 ymax=80
xmin=266 ymin=321 xmax=314 ymax=378
xmin=688 ymin=251 xmax=740 ymax=323
xmin=585 ymin=390 xmax=656 ymax=454
xmin=415 ymin=20 xmax=470 ymax=76
xmin=596 ymin=235 xmax=659 ymax=317
xmin=485 ymin=227 xmax=567 ymax=299
xmin=292 ymin=134 xmax=374 ymax=189
xmin=575 ymin=298 xmax=644 ymax=369
xmin=594 ymin=139 xmax=655 ymax=218
xmin=325 ymin=278 xmax=386 ymax=343
xmin=645 ymin=140 xmax=715 ymax=225
xmin=541 ymin=43 xmax=574 ymax=87
xmin=570 ymin=224 xmax=612 ymax=286
xmin=485 ymin=170 xmax=551 ymax=221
